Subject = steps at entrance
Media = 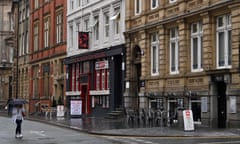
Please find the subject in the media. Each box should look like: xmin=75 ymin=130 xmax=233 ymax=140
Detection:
xmin=105 ymin=108 xmax=125 ymax=119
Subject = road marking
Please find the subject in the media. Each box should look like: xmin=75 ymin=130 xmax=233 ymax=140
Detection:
xmin=199 ymin=141 xmax=240 ymax=144
xmin=29 ymin=130 xmax=46 ymax=137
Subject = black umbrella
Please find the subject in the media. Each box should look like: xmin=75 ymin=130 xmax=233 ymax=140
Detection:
xmin=8 ymin=99 xmax=28 ymax=105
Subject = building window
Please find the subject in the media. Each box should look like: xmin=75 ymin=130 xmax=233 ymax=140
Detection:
xmin=151 ymin=33 xmax=159 ymax=75
xmin=169 ymin=0 xmax=177 ymax=3
xmin=84 ymin=19 xmax=89 ymax=32
xmin=43 ymin=64 xmax=50 ymax=98
xmin=33 ymin=22 xmax=39 ymax=52
xmin=135 ymin=0 xmax=141 ymax=15
xmin=70 ymin=0 xmax=74 ymax=10
xmin=102 ymin=70 xmax=105 ymax=90
xmin=56 ymin=12 xmax=63 ymax=44
xmin=216 ymin=14 xmax=232 ymax=68
xmin=44 ymin=17 xmax=50 ymax=48
xmin=104 ymin=13 xmax=109 ymax=38
xmin=33 ymin=66 xmax=39 ymax=99
xmin=93 ymin=16 xmax=99 ymax=41
xmin=169 ymin=28 xmax=179 ymax=74
xmin=34 ymin=0 xmax=39 ymax=9
xmin=107 ymin=70 xmax=109 ymax=89
xmin=80 ymin=0 xmax=82 ymax=6
xmin=96 ymin=71 xmax=100 ymax=90
xmin=69 ymin=25 xmax=73 ymax=48
xmin=111 ymin=8 xmax=120 ymax=35
xmin=151 ymin=0 xmax=158 ymax=9
xmin=191 ymin=22 xmax=203 ymax=72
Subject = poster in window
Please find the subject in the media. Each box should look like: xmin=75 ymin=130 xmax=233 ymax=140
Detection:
xmin=78 ymin=32 xmax=89 ymax=49
xmin=70 ymin=100 xmax=82 ymax=117
xmin=201 ymin=97 xmax=208 ymax=113
xmin=230 ymin=96 xmax=237 ymax=113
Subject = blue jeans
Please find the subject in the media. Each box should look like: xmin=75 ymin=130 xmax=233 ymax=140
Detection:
xmin=16 ymin=119 xmax=22 ymax=135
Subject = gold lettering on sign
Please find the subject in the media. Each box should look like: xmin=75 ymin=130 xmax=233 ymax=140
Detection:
xmin=148 ymin=81 xmax=159 ymax=88
xmin=167 ymin=79 xmax=180 ymax=87
xmin=188 ymin=78 xmax=203 ymax=85
xmin=148 ymin=13 xmax=159 ymax=22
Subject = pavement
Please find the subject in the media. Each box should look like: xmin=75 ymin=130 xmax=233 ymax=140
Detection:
xmin=1 ymin=110 xmax=240 ymax=137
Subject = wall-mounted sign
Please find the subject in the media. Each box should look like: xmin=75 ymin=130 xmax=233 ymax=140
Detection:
xmin=230 ymin=96 xmax=237 ymax=113
xmin=95 ymin=60 xmax=108 ymax=70
xmin=78 ymin=32 xmax=89 ymax=49
xmin=201 ymin=97 xmax=208 ymax=113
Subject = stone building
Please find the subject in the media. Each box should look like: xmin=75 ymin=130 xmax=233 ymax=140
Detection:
xmin=124 ymin=0 xmax=240 ymax=128
xmin=16 ymin=0 xmax=30 ymax=112
xmin=29 ymin=0 xmax=67 ymax=113
xmin=65 ymin=0 xmax=125 ymax=116
xmin=0 ymin=0 xmax=15 ymax=107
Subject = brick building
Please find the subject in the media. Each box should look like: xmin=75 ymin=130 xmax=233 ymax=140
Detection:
xmin=29 ymin=0 xmax=67 ymax=113
xmin=124 ymin=0 xmax=240 ymax=128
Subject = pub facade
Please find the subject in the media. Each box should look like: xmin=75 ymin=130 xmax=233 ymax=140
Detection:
xmin=65 ymin=0 xmax=125 ymax=116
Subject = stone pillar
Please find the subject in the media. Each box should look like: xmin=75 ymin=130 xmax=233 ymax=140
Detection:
xmin=177 ymin=19 xmax=188 ymax=74
xmin=201 ymin=12 xmax=213 ymax=70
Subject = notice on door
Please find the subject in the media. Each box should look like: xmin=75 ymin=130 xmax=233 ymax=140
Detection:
xmin=183 ymin=110 xmax=195 ymax=131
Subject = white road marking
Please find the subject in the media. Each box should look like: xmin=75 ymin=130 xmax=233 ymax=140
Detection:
xmin=29 ymin=130 xmax=47 ymax=137
xmin=199 ymin=141 xmax=240 ymax=144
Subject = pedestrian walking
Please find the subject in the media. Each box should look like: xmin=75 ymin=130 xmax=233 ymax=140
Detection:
xmin=12 ymin=104 xmax=25 ymax=138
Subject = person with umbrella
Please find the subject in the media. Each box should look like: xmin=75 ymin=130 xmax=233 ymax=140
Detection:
xmin=10 ymin=99 xmax=27 ymax=138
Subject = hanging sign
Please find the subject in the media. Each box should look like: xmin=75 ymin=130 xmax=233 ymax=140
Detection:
xmin=78 ymin=32 xmax=89 ymax=49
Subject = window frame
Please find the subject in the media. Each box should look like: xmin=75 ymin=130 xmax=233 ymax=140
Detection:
xmin=216 ymin=14 xmax=232 ymax=69
xmin=151 ymin=0 xmax=158 ymax=10
xmin=44 ymin=16 xmax=50 ymax=48
xmin=150 ymin=33 xmax=159 ymax=76
xmin=191 ymin=21 xmax=203 ymax=72
xmin=56 ymin=11 xmax=63 ymax=44
xmin=104 ymin=12 xmax=109 ymax=38
xmin=169 ymin=28 xmax=179 ymax=74
xmin=33 ymin=22 xmax=39 ymax=52
xmin=135 ymin=0 xmax=142 ymax=15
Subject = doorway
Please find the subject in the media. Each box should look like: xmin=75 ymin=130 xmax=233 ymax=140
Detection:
xmin=217 ymin=81 xmax=226 ymax=128
xmin=81 ymin=85 xmax=89 ymax=114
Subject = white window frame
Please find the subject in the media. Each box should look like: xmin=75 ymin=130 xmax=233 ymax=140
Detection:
xmin=169 ymin=0 xmax=177 ymax=3
xmin=56 ymin=12 xmax=63 ymax=44
xmin=216 ymin=14 xmax=232 ymax=69
xmin=34 ymin=0 xmax=39 ymax=9
xmin=151 ymin=0 xmax=158 ymax=10
xmin=104 ymin=12 xmax=109 ymax=38
xmin=44 ymin=17 xmax=50 ymax=48
xmin=84 ymin=18 xmax=90 ymax=32
xmin=111 ymin=7 xmax=120 ymax=35
xmin=135 ymin=0 xmax=142 ymax=15
xmin=33 ymin=22 xmax=39 ymax=51
xmin=93 ymin=16 xmax=99 ymax=41
xmin=69 ymin=25 xmax=73 ymax=48
xmin=151 ymin=33 xmax=159 ymax=76
xmin=191 ymin=22 xmax=203 ymax=72
xmin=102 ymin=70 xmax=105 ymax=90
xmin=169 ymin=28 xmax=179 ymax=74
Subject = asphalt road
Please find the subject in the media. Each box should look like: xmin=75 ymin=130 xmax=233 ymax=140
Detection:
xmin=0 ymin=116 xmax=113 ymax=144
xmin=1 ymin=116 xmax=240 ymax=144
